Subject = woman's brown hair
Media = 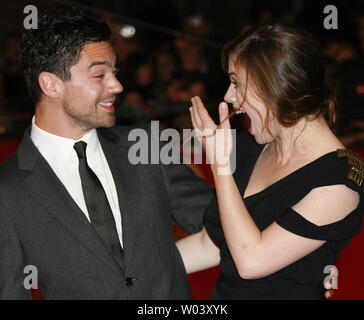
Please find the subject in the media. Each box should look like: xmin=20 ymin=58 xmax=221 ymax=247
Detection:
xmin=222 ymin=22 xmax=337 ymax=132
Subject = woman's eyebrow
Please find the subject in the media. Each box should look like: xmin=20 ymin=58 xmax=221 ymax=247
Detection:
xmin=228 ymin=73 xmax=239 ymax=82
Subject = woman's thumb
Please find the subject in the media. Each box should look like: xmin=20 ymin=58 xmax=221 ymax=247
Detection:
xmin=219 ymin=102 xmax=230 ymax=129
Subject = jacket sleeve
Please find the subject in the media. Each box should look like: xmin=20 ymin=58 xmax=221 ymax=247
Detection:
xmin=0 ymin=200 xmax=32 ymax=299
xmin=160 ymin=158 xmax=214 ymax=234
xmin=148 ymin=124 xmax=214 ymax=234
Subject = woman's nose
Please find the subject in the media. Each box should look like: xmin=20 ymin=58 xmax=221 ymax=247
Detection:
xmin=224 ymin=84 xmax=235 ymax=104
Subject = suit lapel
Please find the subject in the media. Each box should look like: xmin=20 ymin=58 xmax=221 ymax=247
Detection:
xmin=17 ymin=129 xmax=123 ymax=276
xmin=98 ymin=129 xmax=140 ymax=272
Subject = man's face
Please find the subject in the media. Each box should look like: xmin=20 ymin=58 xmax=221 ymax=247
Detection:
xmin=61 ymin=41 xmax=123 ymax=131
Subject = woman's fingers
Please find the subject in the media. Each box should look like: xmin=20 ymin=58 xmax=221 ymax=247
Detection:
xmin=191 ymin=96 xmax=217 ymax=141
xmin=191 ymin=97 xmax=203 ymax=129
xmin=324 ymin=267 xmax=336 ymax=299
xmin=190 ymin=106 xmax=203 ymax=144
xmin=218 ymin=102 xmax=230 ymax=129
xmin=325 ymin=289 xmax=334 ymax=300
xmin=193 ymin=96 xmax=216 ymax=130
xmin=189 ymin=107 xmax=198 ymax=130
xmin=189 ymin=97 xmax=234 ymax=168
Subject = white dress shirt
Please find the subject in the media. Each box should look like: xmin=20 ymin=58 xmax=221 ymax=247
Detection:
xmin=30 ymin=117 xmax=123 ymax=247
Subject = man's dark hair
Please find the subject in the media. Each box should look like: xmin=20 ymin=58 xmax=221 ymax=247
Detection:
xmin=19 ymin=8 xmax=111 ymax=104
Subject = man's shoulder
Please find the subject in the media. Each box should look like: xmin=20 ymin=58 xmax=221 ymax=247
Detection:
xmin=100 ymin=123 xmax=144 ymax=134
xmin=110 ymin=124 xmax=151 ymax=135
xmin=98 ymin=124 xmax=153 ymax=145
xmin=0 ymin=152 xmax=23 ymax=190
xmin=0 ymin=130 xmax=36 ymax=187
xmin=0 ymin=148 xmax=19 ymax=171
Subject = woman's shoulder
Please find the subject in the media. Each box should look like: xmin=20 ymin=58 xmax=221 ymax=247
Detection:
xmin=312 ymin=148 xmax=364 ymax=193
xmin=273 ymin=147 xmax=364 ymax=211
xmin=276 ymin=149 xmax=364 ymax=241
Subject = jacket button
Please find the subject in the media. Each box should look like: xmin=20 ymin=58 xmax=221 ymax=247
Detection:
xmin=125 ymin=277 xmax=136 ymax=287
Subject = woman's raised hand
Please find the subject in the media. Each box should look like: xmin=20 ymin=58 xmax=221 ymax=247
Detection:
xmin=190 ymin=96 xmax=233 ymax=175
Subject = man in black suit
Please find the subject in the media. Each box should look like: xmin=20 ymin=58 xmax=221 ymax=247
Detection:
xmin=0 ymin=8 xmax=213 ymax=299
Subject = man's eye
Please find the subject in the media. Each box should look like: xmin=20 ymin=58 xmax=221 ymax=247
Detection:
xmin=94 ymin=74 xmax=105 ymax=79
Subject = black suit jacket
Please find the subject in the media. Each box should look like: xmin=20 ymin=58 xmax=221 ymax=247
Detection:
xmin=0 ymin=125 xmax=213 ymax=299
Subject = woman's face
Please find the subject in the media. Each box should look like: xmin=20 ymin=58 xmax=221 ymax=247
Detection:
xmin=224 ymin=56 xmax=276 ymax=144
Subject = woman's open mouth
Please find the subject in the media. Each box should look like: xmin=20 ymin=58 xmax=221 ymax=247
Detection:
xmin=234 ymin=107 xmax=246 ymax=115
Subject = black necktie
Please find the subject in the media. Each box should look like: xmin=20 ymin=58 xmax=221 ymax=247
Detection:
xmin=74 ymin=141 xmax=124 ymax=268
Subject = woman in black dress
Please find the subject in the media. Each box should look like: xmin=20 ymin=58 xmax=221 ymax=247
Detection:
xmin=177 ymin=22 xmax=364 ymax=299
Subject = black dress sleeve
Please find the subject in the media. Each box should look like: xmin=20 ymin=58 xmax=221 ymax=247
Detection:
xmin=276 ymin=149 xmax=364 ymax=241
xmin=276 ymin=207 xmax=363 ymax=241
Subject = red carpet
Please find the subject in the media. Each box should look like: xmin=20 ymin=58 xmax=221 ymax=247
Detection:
xmin=188 ymin=267 xmax=220 ymax=300
xmin=0 ymin=140 xmax=20 ymax=163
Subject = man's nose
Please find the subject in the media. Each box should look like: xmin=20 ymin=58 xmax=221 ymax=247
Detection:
xmin=110 ymin=76 xmax=123 ymax=94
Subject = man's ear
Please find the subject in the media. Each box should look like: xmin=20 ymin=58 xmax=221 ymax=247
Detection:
xmin=38 ymin=72 xmax=64 ymax=99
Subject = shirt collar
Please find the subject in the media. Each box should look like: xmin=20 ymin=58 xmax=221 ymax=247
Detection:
xmin=30 ymin=116 xmax=99 ymax=161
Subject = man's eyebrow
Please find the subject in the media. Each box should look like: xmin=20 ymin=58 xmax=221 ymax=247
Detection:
xmin=88 ymin=61 xmax=113 ymax=70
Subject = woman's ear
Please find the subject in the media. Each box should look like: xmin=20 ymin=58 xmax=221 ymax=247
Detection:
xmin=38 ymin=72 xmax=64 ymax=99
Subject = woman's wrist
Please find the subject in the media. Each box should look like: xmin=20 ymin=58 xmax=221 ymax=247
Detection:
xmin=211 ymin=163 xmax=233 ymax=177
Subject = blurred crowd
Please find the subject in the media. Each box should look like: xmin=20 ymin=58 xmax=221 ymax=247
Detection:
xmin=0 ymin=0 xmax=363 ymax=149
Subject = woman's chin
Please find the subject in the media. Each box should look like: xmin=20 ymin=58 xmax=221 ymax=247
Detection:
xmin=253 ymin=132 xmax=272 ymax=145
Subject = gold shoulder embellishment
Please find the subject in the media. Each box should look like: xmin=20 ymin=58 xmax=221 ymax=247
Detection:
xmin=337 ymin=149 xmax=364 ymax=187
